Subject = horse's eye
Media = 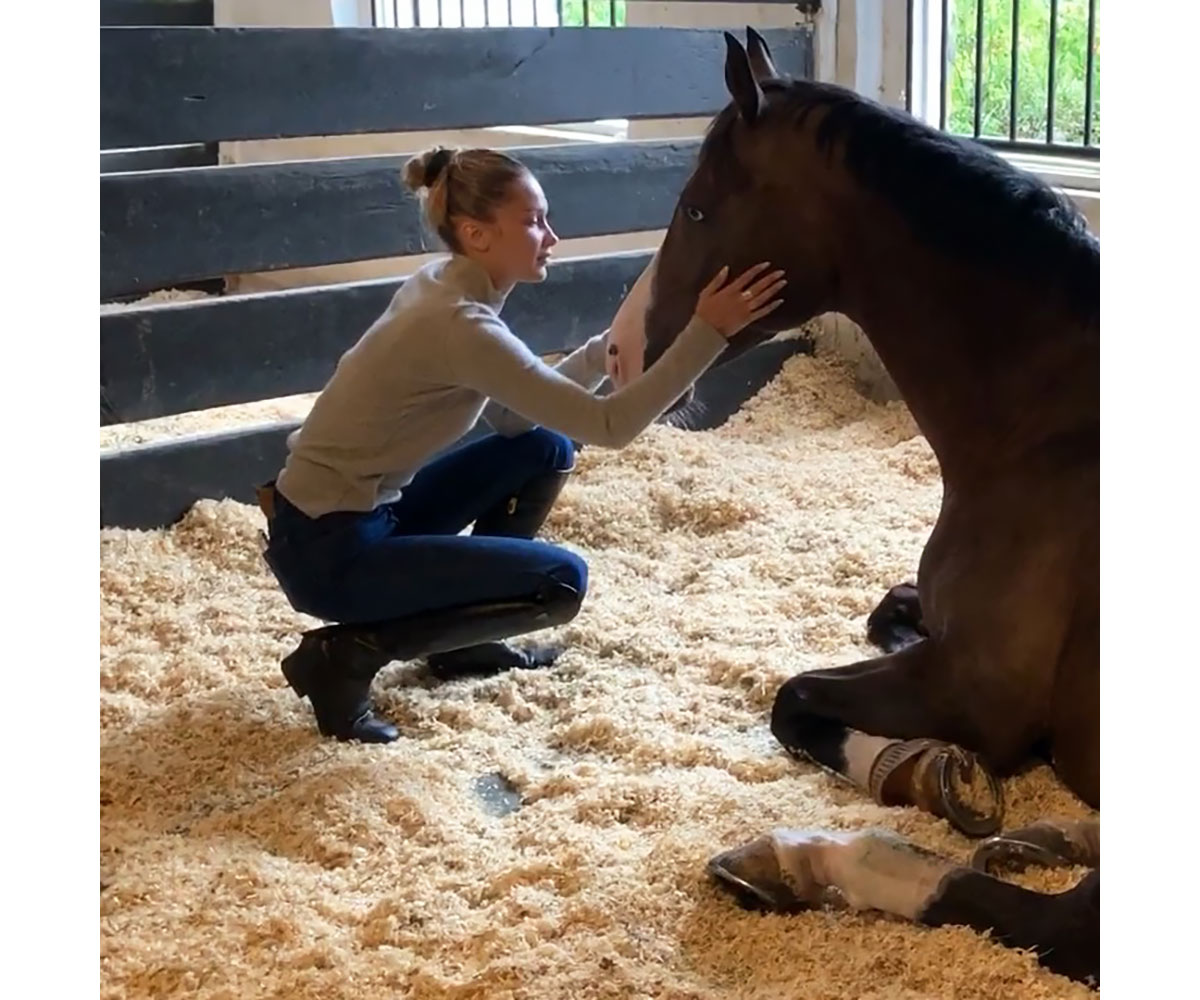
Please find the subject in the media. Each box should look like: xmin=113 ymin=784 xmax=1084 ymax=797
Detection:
xmin=685 ymin=206 xmax=705 ymax=223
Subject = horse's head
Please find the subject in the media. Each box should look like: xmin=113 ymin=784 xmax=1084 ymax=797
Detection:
xmin=645 ymin=29 xmax=842 ymax=374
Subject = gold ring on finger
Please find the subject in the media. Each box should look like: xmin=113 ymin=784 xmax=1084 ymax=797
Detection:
xmin=741 ymin=290 xmax=753 ymax=300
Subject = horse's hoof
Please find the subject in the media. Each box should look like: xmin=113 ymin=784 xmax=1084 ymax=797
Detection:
xmin=866 ymin=583 xmax=928 ymax=652
xmin=970 ymin=834 xmax=1069 ymax=875
xmin=868 ymin=739 xmax=1004 ymax=837
xmin=933 ymin=746 xmax=1005 ymax=838
xmin=707 ymin=837 xmax=812 ymax=914
xmin=970 ymin=819 xmax=1099 ymax=873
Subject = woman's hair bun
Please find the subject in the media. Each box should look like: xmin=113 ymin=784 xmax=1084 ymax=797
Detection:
xmin=403 ymin=146 xmax=456 ymax=192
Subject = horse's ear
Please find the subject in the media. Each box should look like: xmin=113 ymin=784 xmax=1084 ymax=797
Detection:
xmin=723 ymin=31 xmax=763 ymax=124
xmin=745 ymin=26 xmax=779 ymax=82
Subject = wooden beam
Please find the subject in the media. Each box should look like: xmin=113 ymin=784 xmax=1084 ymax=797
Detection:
xmin=100 ymin=0 xmax=212 ymax=25
xmin=101 ymin=140 xmax=696 ymax=300
xmin=100 ymin=26 xmax=814 ymax=149
xmin=99 ymin=334 xmax=814 ymax=530
xmin=101 ymin=420 xmax=299 ymax=530
xmin=100 ymin=143 xmax=218 ymax=175
xmin=101 ymin=251 xmax=654 ymax=425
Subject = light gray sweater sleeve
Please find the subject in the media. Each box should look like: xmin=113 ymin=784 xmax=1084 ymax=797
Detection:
xmin=451 ymin=307 xmax=726 ymax=449
xmin=481 ymin=330 xmax=611 ymax=437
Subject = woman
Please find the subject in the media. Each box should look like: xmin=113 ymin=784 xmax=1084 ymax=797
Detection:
xmin=260 ymin=145 xmax=787 ymax=743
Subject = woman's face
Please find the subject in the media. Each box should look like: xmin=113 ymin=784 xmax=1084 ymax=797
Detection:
xmin=462 ymin=172 xmax=560 ymax=288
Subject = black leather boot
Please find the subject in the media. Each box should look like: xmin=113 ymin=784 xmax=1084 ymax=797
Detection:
xmin=425 ymin=639 xmax=565 ymax=681
xmin=282 ymin=582 xmax=584 ymax=739
xmin=470 ymin=465 xmax=573 ymax=539
xmin=420 ymin=579 xmax=582 ymax=680
xmin=427 ymin=467 xmax=576 ymax=678
xmin=280 ymin=625 xmax=400 ymax=743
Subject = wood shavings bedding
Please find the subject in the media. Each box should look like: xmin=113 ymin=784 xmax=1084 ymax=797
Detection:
xmin=100 ymin=354 xmax=1095 ymax=999
xmin=99 ymin=287 xmax=319 ymax=450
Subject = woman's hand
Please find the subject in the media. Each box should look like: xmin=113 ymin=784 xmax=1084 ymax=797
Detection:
xmin=693 ymin=262 xmax=787 ymax=339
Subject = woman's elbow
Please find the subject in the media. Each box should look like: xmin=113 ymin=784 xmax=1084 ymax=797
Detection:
xmin=575 ymin=402 xmax=639 ymax=449
xmin=601 ymin=424 xmax=640 ymax=449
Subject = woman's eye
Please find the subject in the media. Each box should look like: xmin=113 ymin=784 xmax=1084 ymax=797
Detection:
xmin=685 ymin=206 xmax=704 ymax=222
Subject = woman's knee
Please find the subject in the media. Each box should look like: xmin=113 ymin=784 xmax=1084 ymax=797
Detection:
xmin=520 ymin=427 xmax=576 ymax=473
xmin=535 ymin=551 xmax=588 ymax=629
xmin=548 ymin=548 xmax=589 ymax=600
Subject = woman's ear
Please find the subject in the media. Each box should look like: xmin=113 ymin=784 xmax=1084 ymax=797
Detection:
xmin=457 ymin=218 xmax=491 ymax=253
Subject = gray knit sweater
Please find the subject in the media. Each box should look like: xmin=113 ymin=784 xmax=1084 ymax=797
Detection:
xmin=276 ymin=254 xmax=725 ymax=517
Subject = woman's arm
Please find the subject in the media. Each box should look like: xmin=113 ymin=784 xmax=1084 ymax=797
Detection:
xmin=452 ymin=306 xmax=725 ymax=449
xmin=480 ymin=329 xmax=611 ymax=437
xmin=483 ymin=252 xmax=659 ymax=435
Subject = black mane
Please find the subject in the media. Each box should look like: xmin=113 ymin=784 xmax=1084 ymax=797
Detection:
xmin=704 ymin=80 xmax=1099 ymax=323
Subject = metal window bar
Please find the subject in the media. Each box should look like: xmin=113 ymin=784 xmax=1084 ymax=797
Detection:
xmin=938 ymin=0 xmax=949 ymax=130
xmin=1083 ymin=0 xmax=1096 ymax=146
xmin=912 ymin=0 xmax=1098 ymax=159
xmin=972 ymin=0 xmax=983 ymax=138
xmin=1009 ymin=0 xmax=1019 ymax=140
xmin=905 ymin=0 xmax=914 ymax=112
xmin=377 ymin=1 xmax=620 ymax=29
xmin=1046 ymin=0 xmax=1058 ymax=143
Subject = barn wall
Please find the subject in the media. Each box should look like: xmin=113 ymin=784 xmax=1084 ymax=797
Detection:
xmin=214 ymin=0 xmax=1097 ymax=403
xmin=213 ymin=0 xmax=668 ymax=293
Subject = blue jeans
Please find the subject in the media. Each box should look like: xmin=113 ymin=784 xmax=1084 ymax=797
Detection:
xmin=264 ymin=428 xmax=588 ymax=625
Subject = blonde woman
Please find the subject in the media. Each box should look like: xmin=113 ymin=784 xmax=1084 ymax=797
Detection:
xmin=259 ymin=145 xmax=787 ymax=743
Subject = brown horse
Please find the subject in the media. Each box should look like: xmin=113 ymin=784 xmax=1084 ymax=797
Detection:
xmin=641 ymin=29 xmax=1099 ymax=983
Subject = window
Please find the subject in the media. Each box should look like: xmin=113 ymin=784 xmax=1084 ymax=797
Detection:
xmin=908 ymin=0 xmax=1099 ymax=158
xmin=372 ymin=1 xmax=626 ymax=29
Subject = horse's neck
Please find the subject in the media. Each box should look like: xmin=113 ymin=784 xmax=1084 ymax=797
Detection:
xmin=833 ymin=244 xmax=1094 ymax=484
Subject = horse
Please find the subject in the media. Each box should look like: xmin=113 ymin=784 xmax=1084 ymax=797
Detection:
xmin=640 ymin=28 xmax=1099 ymax=985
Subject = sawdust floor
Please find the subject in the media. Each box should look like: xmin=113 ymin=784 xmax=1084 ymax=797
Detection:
xmin=100 ymin=355 xmax=1096 ymax=1000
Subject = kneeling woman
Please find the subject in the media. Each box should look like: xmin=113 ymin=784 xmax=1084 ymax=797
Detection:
xmin=260 ymin=145 xmax=786 ymax=743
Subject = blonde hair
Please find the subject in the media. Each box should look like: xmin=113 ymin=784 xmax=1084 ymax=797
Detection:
xmin=402 ymin=146 xmax=530 ymax=253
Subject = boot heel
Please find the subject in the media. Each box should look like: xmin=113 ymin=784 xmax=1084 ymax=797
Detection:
xmin=280 ymin=651 xmax=312 ymax=698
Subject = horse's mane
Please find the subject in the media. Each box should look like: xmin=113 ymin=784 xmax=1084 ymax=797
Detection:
xmin=704 ymin=79 xmax=1099 ymax=324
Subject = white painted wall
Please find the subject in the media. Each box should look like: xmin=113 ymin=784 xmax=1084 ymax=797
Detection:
xmin=214 ymin=0 xmax=338 ymax=26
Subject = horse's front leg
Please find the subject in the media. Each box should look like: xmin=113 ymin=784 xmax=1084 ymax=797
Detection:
xmin=866 ymin=582 xmax=927 ymax=652
xmin=708 ymin=827 xmax=1100 ymax=988
xmin=770 ymin=640 xmax=1007 ymax=836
